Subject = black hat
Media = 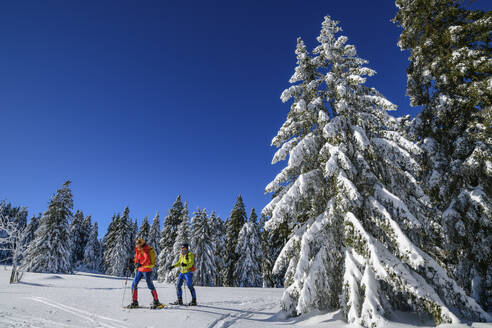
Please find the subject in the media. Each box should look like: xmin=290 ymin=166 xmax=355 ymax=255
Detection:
xmin=181 ymin=243 xmax=189 ymax=249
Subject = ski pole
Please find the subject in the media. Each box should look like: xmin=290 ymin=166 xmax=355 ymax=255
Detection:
xmin=122 ymin=271 xmax=130 ymax=307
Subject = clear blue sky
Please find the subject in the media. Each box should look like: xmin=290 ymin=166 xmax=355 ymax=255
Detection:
xmin=0 ymin=1 xmax=451 ymax=236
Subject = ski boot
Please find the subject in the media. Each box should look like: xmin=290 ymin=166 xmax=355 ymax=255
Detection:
xmin=126 ymin=301 xmax=139 ymax=308
xmin=189 ymin=298 xmax=197 ymax=306
xmin=150 ymin=299 xmax=164 ymax=309
xmin=170 ymin=298 xmax=183 ymax=305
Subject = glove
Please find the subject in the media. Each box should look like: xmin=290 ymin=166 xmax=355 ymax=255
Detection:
xmin=168 ymin=265 xmax=175 ymax=270
xmin=181 ymin=263 xmax=187 ymax=267
xmin=135 ymin=263 xmax=141 ymax=268
xmin=129 ymin=258 xmax=135 ymax=265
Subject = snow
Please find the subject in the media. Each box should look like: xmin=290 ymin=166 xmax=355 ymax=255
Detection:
xmin=0 ymin=267 xmax=350 ymax=328
xmin=1 ymin=261 xmax=491 ymax=328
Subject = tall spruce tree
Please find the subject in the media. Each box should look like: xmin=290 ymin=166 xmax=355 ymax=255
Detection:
xmin=260 ymin=214 xmax=288 ymax=288
xmin=83 ymin=222 xmax=102 ymax=272
xmin=210 ymin=211 xmax=225 ymax=286
xmin=102 ymin=214 xmax=118 ymax=274
xmin=104 ymin=207 xmax=133 ymax=277
xmin=224 ymin=196 xmax=247 ymax=286
xmin=137 ymin=216 xmax=150 ymax=241
xmin=24 ymin=181 xmax=73 ymax=273
xmin=234 ymin=209 xmax=262 ymax=287
xmin=264 ymin=16 xmax=489 ymax=325
xmin=21 ymin=214 xmax=41 ymax=254
xmin=191 ymin=208 xmax=216 ymax=286
xmin=394 ymin=0 xmax=492 ymax=311
xmin=158 ymin=195 xmax=184 ymax=282
xmin=69 ymin=210 xmax=84 ymax=267
xmin=80 ymin=215 xmax=92 ymax=256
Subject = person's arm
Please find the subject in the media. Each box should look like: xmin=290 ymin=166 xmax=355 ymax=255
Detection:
xmin=169 ymin=255 xmax=180 ymax=270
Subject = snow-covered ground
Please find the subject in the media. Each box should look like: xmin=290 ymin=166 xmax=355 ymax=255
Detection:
xmin=0 ymin=267 xmax=490 ymax=328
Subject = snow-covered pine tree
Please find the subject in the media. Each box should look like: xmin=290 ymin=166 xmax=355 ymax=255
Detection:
xmin=224 ymin=195 xmax=247 ymax=287
xmin=260 ymin=214 xmax=288 ymax=288
xmin=23 ymin=181 xmax=74 ymax=273
xmin=191 ymin=208 xmax=216 ymax=286
xmin=69 ymin=210 xmax=84 ymax=267
xmin=21 ymin=214 xmax=41 ymax=252
xmin=137 ymin=216 xmax=150 ymax=241
xmin=104 ymin=207 xmax=133 ymax=277
xmin=80 ymin=215 xmax=92 ymax=256
xmin=264 ymin=16 xmax=490 ymax=325
xmin=83 ymin=222 xmax=102 ymax=272
xmin=102 ymin=214 xmax=118 ymax=274
xmin=234 ymin=209 xmax=262 ymax=287
xmin=157 ymin=195 xmax=184 ymax=282
xmin=210 ymin=211 xmax=225 ymax=286
xmin=263 ymin=30 xmax=331 ymax=309
xmin=393 ymin=0 xmax=492 ymax=311
xmin=148 ymin=212 xmax=161 ymax=278
xmin=127 ymin=216 xmax=138 ymax=274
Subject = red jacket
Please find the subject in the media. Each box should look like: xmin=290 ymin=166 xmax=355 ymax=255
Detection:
xmin=134 ymin=245 xmax=153 ymax=272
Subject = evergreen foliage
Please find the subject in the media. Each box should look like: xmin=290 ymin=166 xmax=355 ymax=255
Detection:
xmin=394 ymin=0 xmax=492 ymax=311
xmin=191 ymin=208 xmax=216 ymax=286
xmin=83 ymin=222 xmax=102 ymax=272
xmin=157 ymin=195 xmax=184 ymax=282
xmin=210 ymin=211 xmax=225 ymax=286
xmin=264 ymin=16 xmax=490 ymax=325
xmin=69 ymin=210 xmax=85 ymax=267
xmin=102 ymin=206 xmax=133 ymax=277
xmin=23 ymin=181 xmax=73 ymax=273
xmin=224 ymin=195 xmax=247 ymax=286
xmin=234 ymin=209 xmax=262 ymax=287
xmin=260 ymin=215 xmax=288 ymax=288
xmin=137 ymin=216 xmax=150 ymax=242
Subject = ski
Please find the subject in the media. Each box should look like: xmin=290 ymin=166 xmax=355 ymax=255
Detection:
xmin=124 ymin=304 xmax=166 ymax=309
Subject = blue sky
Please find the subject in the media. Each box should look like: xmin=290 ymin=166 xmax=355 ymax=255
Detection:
xmin=0 ymin=1 xmax=440 ymax=235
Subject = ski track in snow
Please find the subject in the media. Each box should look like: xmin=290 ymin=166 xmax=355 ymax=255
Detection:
xmin=29 ymin=296 xmax=129 ymax=328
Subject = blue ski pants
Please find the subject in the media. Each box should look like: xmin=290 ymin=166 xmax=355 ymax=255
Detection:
xmin=176 ymin=272 xmax=196 ymax=299
xmin=132 ymin=271 xmax=155 ymax=291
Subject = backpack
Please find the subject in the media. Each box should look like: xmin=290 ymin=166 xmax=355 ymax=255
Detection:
xmin=149 ymin=247 xmax=156 ymax=268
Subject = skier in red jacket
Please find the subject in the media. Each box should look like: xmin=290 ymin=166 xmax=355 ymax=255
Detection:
xmin=127 ymin=238 xmax=161 ymax=308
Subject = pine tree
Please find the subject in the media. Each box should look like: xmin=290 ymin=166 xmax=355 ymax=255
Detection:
xmin=260 ymin=214 xmax=288 ymax=288
xmin=264 ymin=16 xmax=490 ymax=325
xmin=23 ymin=181 xmax=74 ymax=273
xmin=103 ymin=207 xmax=133 ymax=277
xmin=21 ymin=214 xmax=41 ymax=252
xmin=137 ymin=216 xmax=150 ymax=241
xmin=210 ymin=211 xmax=225 ymax=286
xmin=69 ymin=210 xmax=84 ymax=267
xmin=80 ymin=215 xmax=92 ymax=256
xmin=83 ymin=222 xmax=102 ymax=272
xmin=158 ymin=195 xmax=184 ymax=282
xmin=394 ymin=0 xmax=492 ymax=311
xmin=234 ymin=209 xmax=262 ymax=287
xmin=191 ymin=208 xmax=216 ymax=286
xmin=102 ymin=214 xmax=118 ymax=274
xmin=224 ymin=196 xmax=247 ymax=286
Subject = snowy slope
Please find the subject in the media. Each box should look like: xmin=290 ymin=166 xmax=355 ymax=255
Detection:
xmin=0 ymin=267 xmax=490 ymax=328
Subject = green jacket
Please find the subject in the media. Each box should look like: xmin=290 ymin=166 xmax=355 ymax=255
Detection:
xmin=172 ymin=251 xmax=195 ymax=273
